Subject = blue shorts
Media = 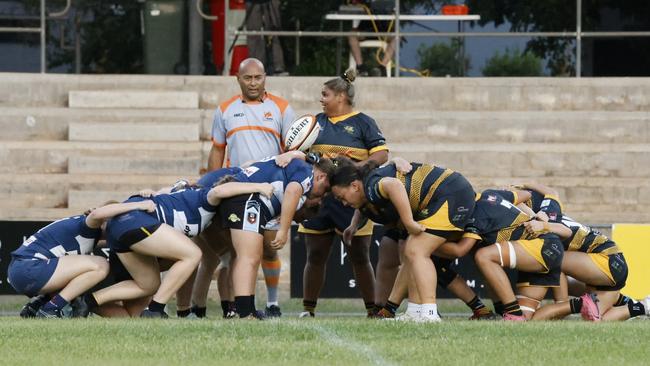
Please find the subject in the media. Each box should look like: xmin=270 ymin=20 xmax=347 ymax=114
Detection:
xmin=8 ymin=256 xmax=59 ymax=297
xmin=106 ymin=199 xmax=161 ymax=253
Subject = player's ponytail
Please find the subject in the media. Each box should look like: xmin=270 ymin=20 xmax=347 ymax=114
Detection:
xmin=324 ymin=68 xmax=357 ymax=106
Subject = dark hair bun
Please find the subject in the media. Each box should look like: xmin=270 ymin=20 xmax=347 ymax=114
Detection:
xmin=342 ymin=68 xmax=357 ymax=83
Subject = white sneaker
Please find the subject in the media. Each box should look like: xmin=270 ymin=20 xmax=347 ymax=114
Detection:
xmin=642 ymin=295 xmax=650 ymax=316
xmin=298 ymin=311 xmax=314 ymax=318
xmin=387 ymin=311 xmax=420 ymax=322
xmin=416 ymin=313 xmax=442 ymax=323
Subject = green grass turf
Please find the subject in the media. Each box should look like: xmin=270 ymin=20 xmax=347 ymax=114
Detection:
xmin=0 ymin=316 xmax=648 ymax=366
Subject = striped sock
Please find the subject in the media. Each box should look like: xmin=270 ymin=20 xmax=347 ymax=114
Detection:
xmin=503 ymin=301 xmax=523 ymax=316
xmin=615 ymin=294 xmax=633 ymax=307
xmin=41 ymin=294 xmax=68 ymax=311
xmin=262 ymin=258 xmax=281 ymax=306
xmin=303 ymin=299 xmax=317 ymax=315
xmin=466 ymin=296 xmax=487 ymax=312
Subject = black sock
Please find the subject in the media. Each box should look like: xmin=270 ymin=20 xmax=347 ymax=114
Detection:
xmin=303 ymin=299 xmax=317 ymax=314
xmin=249 ymin=295 xmax=256 ymax=313
xmin=177 ymin=308 xmax=191 ymax=318
xmin=235 ymin=296 xmax=252 ymax=318
xmin=615 ymin=294 xmax=633 ymax=307
xmin=385 ymin=300 xmax=400 ymax=316
xmin=504 ymin=301 xmax=523 ymax=316
xmin=221 ymin=300 xmax=230 ymax=317
xmin=148 ymin=300 xmax=165 ymax=313
xmin=466 ymin=296 xmax=487 ymax=312
xmin=84 ymin=293 xmax=99 ymax=309
xmin=569 ymin=297 xmax=583 ymax=313
xmin=228 ymin=301 xmax=237 ymax=312
xmin=628 ymin=301 xmax=646 ymax=318
xmin=191 ymin=305 xmax=206 ymax=318
xmin=493 ymin=301 xmax=504 ymax=316
xmin=364 ymin=301 xmax=375 ymax=315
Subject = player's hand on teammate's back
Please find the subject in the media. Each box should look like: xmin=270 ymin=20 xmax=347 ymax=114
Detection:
xmin=259 ymin=183 xmax=275 ymax=198
xmin=392 ymin=157 xmax=413 ymax=173
xmin=524 ymin=220 xmax=545 ymax=235
xmin=342 ymin=225 xmax=357 ymax=246
xmin=138 ymin=189 xmax=157 ymax=198
xmin=138 ymin=200 xmax=157 ymax=213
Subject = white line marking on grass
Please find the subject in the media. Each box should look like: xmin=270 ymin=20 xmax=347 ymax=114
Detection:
xmin=306 ymin=323 xmax=397 ymax=366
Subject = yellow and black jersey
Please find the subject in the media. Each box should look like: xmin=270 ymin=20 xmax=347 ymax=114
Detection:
xmin=309 ymin=111 xmax=388 ymax=162
xmin=521 ymin=189 xmax=564 ymax=223
xmin=463 ymin=189 xmax=536 ymax=245
xmin=364 ymin=163 xmax=454 ymax=216
xmin=560 ymin=216 xmax=620 ymax=255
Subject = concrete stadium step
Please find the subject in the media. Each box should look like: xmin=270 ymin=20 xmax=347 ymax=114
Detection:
xmin=4 ymin=73 xmax=650 ymax=111
xmin=68 ymin=90 xmax=199 ymax=109
xmin=389 ymin=142 xmax=650 ymax=178
xmin=294 ymin=110 xmax=650 ymax=143
xmin=0 ymin=173 xmax=191 ymax=209
xmin=0 ymin=107 xmax=208 ymax=141
xmin=68 ymin=122 xmax=200 ymax=142
xmin=67 ymin=190 xmax=140 ymax=209
xmin=0 ymin=141 xmax=205 ymax=174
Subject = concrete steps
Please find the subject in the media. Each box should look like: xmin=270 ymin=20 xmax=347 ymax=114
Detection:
xmin=0 ymin=107 xmax=207 ymax=141
xmin=68 ymin=90 xmax=199 ymax=109
xmin=68 ymin=122 xmax=200 ymax=142
xmin=0 ymin=141 xmax=205 ymax=174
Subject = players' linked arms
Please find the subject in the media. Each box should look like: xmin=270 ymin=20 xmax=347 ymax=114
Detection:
xmin=389 ymin=156 xmax=412 ymax=173
xmin=275 ymin=150 xmax=306 ymax=168
xmin=270 ymin=182 xmax=304 ymax=250
xmin=85 ymin=200 xmax=156 ymax=228
xmin=521 ymin=182 xmax=559 ymax=198
xmin=523 ymin=220 xmax=572 ymax=239
xmin=381 ymin=178 xmax=425 ymax=235
xmin=434 ymin=237 xmax=478 ymax=259
xmin=207 ymin=182 xmax=274 ymax=205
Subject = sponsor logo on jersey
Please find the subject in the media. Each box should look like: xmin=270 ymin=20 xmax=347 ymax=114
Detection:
xmin=344 ymin=126 xmax=355 ymax=134
xmin=247 ymin=211 xmax=258 ymax=224
xmin=264 ymin=111 xmax=273 ymax=120
xmin=234 ymin=112 xmax=245 ymax=117
xmin=228 ymin=214 xmax=241 ymax=223
xmin=420 ymin=209 xmax=429 ymax=216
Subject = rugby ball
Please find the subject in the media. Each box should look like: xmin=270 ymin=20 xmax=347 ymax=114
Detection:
xmin=284 ymin=114 xmax=321 ymax=152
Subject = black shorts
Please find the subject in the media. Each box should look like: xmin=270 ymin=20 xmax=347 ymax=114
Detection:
xmin=417 ymin=172 xmax=476 ymax=240
xmin=299 ymin=194 xmax=373 ymax=235
xmin=432 ymin=256 xmax=458 ymax=288
xmin=219 ymin=193 xmax=270 ymax=235
xmin=593 ymin=252 xmax=628 ymax=292
xmin=383 ymin=227 xmax=407 ymax=242
xmin=517 ymin=233 xmax=564 ymax=288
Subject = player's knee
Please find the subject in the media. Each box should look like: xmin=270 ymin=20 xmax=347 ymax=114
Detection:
xmin=186 ymin=245 xmax=203 ymax=267
xmin=95 ymin=259 xmax=110 ymax=278
xmin=306 ymin=248 xmax=329 ymax=265
xmin=474 ymin=247 xmax=492 ymax=266
xmin=139 ymin=277 xmax=161 ymax=296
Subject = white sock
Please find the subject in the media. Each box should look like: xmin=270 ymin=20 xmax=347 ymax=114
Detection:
xmin=267 ymin=301 xmax=279 ymax=307
xmin=422 ymin=303 xmax=439 ymax=318
xmin=406 ymin=302 xmax=422 ymax=315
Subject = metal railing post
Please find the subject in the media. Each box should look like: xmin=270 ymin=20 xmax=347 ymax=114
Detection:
xmin=40 ymin=0 xmax=46 ymax=73
xmin=576 ymin=0 xmax=582 ymax=77
xmin=394 ymin=0 xmax=400 ymax=77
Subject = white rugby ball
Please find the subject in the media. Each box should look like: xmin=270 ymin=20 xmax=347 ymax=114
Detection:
xmin=284 ymin=114 xmax=321 ymax=152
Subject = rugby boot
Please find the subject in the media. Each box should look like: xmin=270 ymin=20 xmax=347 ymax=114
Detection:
xmin=580 ymin=293 xmax=601 ymax=322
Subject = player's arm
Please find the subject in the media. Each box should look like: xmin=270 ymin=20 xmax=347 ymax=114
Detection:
xmin=207 ymin=182 xmax=274 ymax=206
xmin=363 ymin=149 xmax=389 ymax=166
xmin=434 ymin=236 xmax=479 ymax=259
xmin=208 ymin=144 xmax=226 ymax=171
xmin=270 ymin=182 xmax=304 ymax=250
xmin=209 ymin=108 xmax=227 ymax=171
xmin=342 ymin=209 xmax=365 ymax=245
xmin=523 ymin=220 xmax=573 ymax=239
xmin=380 ymin=177 xmax=424 ymax=235
xmin=520 ymin=182 xmax=559 ymax=198
xmin=85 ymin=200 xmax=156 ymax=228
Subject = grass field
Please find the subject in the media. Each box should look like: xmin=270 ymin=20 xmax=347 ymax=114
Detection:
xmin=1 ymin=297 xmax=649 ymax=366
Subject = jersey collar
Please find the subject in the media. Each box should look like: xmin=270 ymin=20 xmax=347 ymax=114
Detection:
xmin=241 ymin=91 xmax=268 ymax=104
xmin=328 ymin=111 xmax=360 ymax=124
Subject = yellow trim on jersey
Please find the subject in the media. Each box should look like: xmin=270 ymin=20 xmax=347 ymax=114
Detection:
xmin=463 ymin=232 xmax=482 ymax=240
xmin=475 ymin=192 xmax=482 ymax=201
xmin=588 ymin=252 xmax=616 ymax=285
xmin=417 ymin=201 xmax=462 ymax=232
xmin=511 ymin=191 xmax=519 ymax=204
xmin=377 ymin=178 xmax=389 ymax=199
xmin=409 ymin=165 xmax=434 ymax=210
xmin=516 ymin=238 xmax=549 ymax=272
xmin=544 ymin=194 xmax=564 ymax=213
xmin=328 ymin=111 xmax=360 ymax=124
xmin=297 ymin=224 xmax=334 ymax=235
xmin=310 ymin=144 xmax=370 ymax=161
xmin=141 ymin=227 xmax=152 ymax=236
xmin=368 ymin=145 xmax=389 ymax=155
xmin=418 ymin=168 xmax=454 ymax=211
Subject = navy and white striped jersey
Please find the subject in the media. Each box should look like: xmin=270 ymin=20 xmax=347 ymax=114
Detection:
xmin=152 ymin=187 xmax=217 ymax=237
xmin=233 ymin=157 xmax=313 ymax=218
xmin=12 ymin=215 xmax=101 ymax=260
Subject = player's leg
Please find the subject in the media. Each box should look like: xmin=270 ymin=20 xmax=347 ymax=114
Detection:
xmin=262 ymin=229 xmax=282 ymax=317
xmin=301 ymin=233 xmax=334 ymax=317
xmin=349 ymin=234 xmax=376 ymax=316
xmin=230 ymin=228 xmax=264 ymax=318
